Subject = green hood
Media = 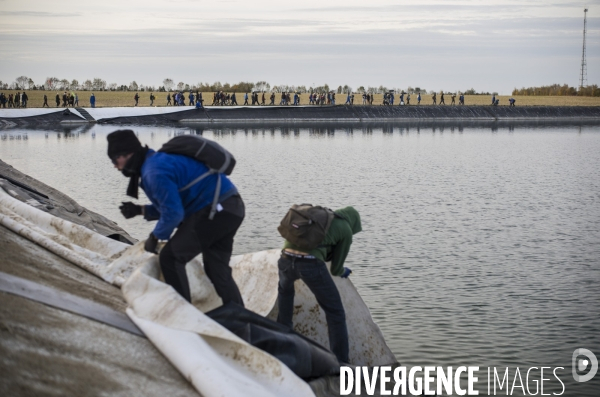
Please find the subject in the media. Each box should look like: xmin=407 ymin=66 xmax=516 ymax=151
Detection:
xmin=335 ymin=206 xmax=362 ymax=235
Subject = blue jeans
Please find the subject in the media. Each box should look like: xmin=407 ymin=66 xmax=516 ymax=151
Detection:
xmin=277 ymin=254 xmax=349 ymax=363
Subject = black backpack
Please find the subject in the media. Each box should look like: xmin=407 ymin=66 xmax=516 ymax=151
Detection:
xmin=277 ymin=204 xmax=335 ymax=251
xmin=159 ymin=135 xmax=236 ymax=219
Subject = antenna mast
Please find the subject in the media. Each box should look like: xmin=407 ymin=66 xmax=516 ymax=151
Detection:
xmin=579 ymin=8 xmax=588 ymax=90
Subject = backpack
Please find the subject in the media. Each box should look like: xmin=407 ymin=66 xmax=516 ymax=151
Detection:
xmin=277 ymin=204 xmax=335 ymax=251
xmin=158 ymin=135 xmax=236 ymax=220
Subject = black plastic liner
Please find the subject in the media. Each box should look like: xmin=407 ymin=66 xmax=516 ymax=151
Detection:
xmin=0 ymin=109 xmax=85 ymax=129
xmin=0 ymin=159 xmax=136 ymax=244
xmin=206 ymin=302 xmax=341 ymax=380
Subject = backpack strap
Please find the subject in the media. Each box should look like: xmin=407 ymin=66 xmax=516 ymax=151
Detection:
xmin=178 ymin=170 xmax=223 ymax=221
xmin=208 ymin=174 xmax=221 ymax=220
xmin=333 ymin=212 xmax=346 ymax=221
xmin=217 ymin=150 xmax=233 ymax=174
xmin=178 ymin=170 xmax=214 ymax=192
xmin=317 ymin=212 xmax=348 ymax=248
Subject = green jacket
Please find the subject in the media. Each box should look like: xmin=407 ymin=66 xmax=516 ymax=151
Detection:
xmin=283 ymin=206 xmax=362 ymax=276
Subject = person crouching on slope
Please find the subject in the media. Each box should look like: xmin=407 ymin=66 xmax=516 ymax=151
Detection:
xmin=276 ymin=205 xmax=362 ymax=363
xmin=107 ymin=130 xmax=245 ymax=306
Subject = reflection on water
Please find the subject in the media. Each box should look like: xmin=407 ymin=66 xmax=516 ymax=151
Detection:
xmin=1 ymin=123 xmax=599 ymax=395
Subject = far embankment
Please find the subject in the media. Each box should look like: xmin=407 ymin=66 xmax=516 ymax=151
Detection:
xmin=1 ymin=105 xmax=600 ymax=129
xmin=2 ymin=90 xmax=600 ymax=108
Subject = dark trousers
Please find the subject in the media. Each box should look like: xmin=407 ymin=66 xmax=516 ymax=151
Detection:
xmin=277 ymin=254 xmax=349 ymax=363
xmin=159 ymin=195 xmax=245 ymax=306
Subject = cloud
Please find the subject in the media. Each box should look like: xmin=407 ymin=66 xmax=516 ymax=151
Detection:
xmin=0 ymin=1 xmax=597 ymax=93
xmin=3 ymin=11 xmax=81 ymax=17
xmin=292 ymin=2 xmax=576 ymax=14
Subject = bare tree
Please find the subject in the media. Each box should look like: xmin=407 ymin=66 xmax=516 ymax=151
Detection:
xmin=45 ymin=77 xmax=59 ymax=90
xmin=83 ymin=80 xmax=93 ymax=90
xmin=70 ymin=79 xmax=79 ymax=90
xmin=177 ymin=81 xmax=185 ymax=91
xmin=129 ymin=81 xmax=139 ymax=91
xmin=108 ymin=83 xmax=117 ymax=91
xmin=15 ymin=76 xmax=29 ymax=89
xmin=92 ymin=78 xmax=106 ymax=91
xmin=253 ymin=81 xmax=270 ymax=92
xmin=313 ymin=84 xmax=330 ymax=93
xmin=27 ymin=78 xmax=35 ymax=89
xmin=162 ymin=78 xmax=174 ymax=91
xmin=60 ymin=79 xmax=70 ymax=90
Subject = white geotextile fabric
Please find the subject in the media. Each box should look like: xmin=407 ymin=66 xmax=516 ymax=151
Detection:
xmin=84 ymin=106 xmax=198 ymax=120
xmin=124 ymin=257 xmax=314 ymax=397
xmin=0 ymin=184 xmax=397 ymax=396
xmin=0 ymin=188 xmax=136 ymax=285
xmin=82 ymin=105 xmax=322 ymax=121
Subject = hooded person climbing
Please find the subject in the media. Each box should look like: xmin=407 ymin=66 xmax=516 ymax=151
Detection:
xmin=106 ymin=130 xmax=246 ymax=306
xmin=276 ymin=205 xmax=362 ymax=364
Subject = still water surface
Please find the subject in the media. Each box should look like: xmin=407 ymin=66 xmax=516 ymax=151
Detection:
xmin=1 ymin=123 xmax=599 ymax=395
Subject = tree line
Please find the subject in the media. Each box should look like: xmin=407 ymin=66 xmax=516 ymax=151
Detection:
xmin=0 ymin=75 xmax=499 ymax=95
xmin=4 ymin=76 xmax=596 ymax=96
xmin=512 ymin=84 xmax=600 ymax=97
xmin=0 ymin=77 xmax=493 ymax=96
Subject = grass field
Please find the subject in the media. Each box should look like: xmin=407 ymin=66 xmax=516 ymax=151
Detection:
xmin=2 ymin=90 xmax=600 ymax=108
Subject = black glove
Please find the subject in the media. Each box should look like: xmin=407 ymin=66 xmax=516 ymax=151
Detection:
xmin=340 ymin=267 xmax=352 ymax=278
xmin=120 ymin=201 xmax=142 ymax=219
xmin=144 ymin=233 xmax=158 ymax=254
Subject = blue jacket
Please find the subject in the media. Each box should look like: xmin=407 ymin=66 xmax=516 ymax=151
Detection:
xmin=141 ymin=150 xmax=238 ymax=239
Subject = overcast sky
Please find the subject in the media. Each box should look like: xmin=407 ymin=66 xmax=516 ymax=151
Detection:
xmin=0 ymin=0 xmax=598 ymax=94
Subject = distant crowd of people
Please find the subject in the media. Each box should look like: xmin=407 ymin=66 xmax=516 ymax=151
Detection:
xmin=377 ymin=91 xmax=466 ymax=106
xmin=35 ymin=91 xmax=96 ymax=108
xmin=48 ymin=91 xmax=81 ymax=108
xmin=189 ymin=90 xmax=517 ymax=107
xmin=0 ymin=92 xmax=29 ymax=108
xmin=0 ymin=90 xmax=517 ymax=108
xmin=207 ymin=91 xmax=343 ymax=106
xmin=164 ymin=91 xmax=203 ymax=107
